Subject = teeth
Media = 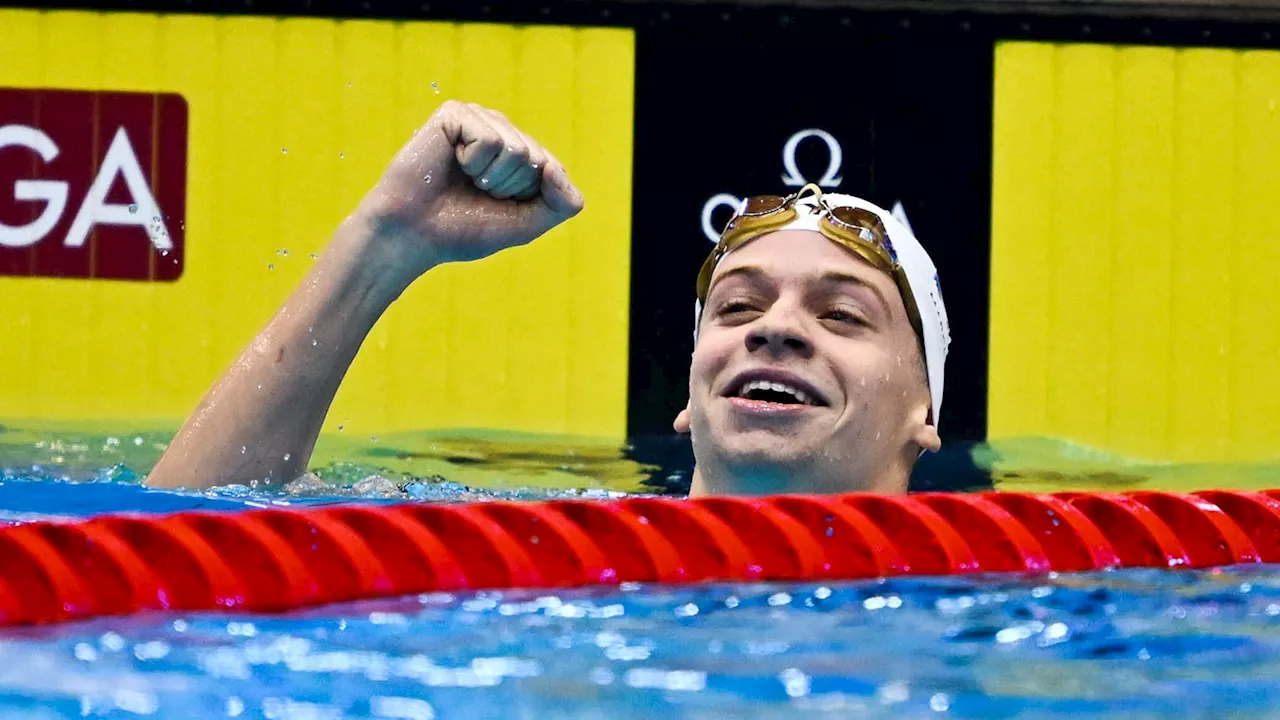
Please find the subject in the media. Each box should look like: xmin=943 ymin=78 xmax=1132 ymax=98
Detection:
xmin=739 ymin=379 xmax=812 ymax=405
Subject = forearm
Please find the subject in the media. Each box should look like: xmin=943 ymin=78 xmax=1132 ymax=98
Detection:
xmin=144 ymin=100 xmax=582 ymax=490
xmin=146 ymin=218 xmax=418 ymax=490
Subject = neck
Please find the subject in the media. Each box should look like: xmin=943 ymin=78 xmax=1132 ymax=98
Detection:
xmin=686 ymin=461 xmax=910 ymax=497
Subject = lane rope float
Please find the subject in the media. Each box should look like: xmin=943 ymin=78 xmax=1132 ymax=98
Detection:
xmin=2 ymin=489 xmax=1279 ymax=625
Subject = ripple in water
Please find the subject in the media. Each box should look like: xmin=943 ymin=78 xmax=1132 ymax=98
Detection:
xmin=0 ymin=570 xmax=1278 ymax=718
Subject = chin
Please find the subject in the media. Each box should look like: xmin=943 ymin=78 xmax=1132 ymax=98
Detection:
xmin=715 ymin=433 xmax=820 ymax=477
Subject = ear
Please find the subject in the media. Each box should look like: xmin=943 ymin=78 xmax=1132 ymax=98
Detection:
xmin=909 ymin=400 xmax=941 ymax=453
xmin=914 ymin=422 xmax=941 ymax=454
xmin=673 ymin=403 xmax=691 ymax=434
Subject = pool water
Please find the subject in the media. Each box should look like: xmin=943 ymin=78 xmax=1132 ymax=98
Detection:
xmin=3 ymin=425 xmax=1280 ymax=718
xmin=3 ymin=567 xmax=1280 ymax=718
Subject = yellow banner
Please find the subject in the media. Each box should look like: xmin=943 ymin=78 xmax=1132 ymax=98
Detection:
xmin=0 ymin=10 xmax=635 ymax=439
xmin=990 ymin=41 xmax=1280 ymax=462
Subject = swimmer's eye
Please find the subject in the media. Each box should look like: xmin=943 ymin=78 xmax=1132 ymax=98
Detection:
xmin=718 ymin=301 xmax=759 ymax=316
xmin=821 ymin=308 xmax=866 ymax=325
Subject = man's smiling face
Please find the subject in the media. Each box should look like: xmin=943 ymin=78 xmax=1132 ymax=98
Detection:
xmin=685 ymin=229 xmax=937 ymax=495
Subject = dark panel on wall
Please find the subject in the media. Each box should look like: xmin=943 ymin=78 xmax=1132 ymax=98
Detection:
xmin=627 ymin=14 xmax=995 ymax=447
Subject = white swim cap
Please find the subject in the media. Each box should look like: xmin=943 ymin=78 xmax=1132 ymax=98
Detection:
xmin=695 ymin=191 xmax=951 ymax=427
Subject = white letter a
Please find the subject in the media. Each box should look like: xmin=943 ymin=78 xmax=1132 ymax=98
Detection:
xmin=65 ymin=126 xmax=172 ymax=250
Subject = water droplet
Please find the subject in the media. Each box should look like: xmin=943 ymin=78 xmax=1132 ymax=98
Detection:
xmin=281 ymin=148 xmax=288 ymax=154
xmin=240 ymin=446 xmax=246 ymax=454
xmin=530 ymin=536 xmax=540 ymax=545
xmin=338 ymin=152 xmax=345 ymax=159
xmin=309 ymin=253 xmax=317 ymax=260
xmin=370 ymin=436 xmax=378 ymax=443
xmin=277 ymin=248 xmax=288 ymax=256
xmin=423 ymin=173 xmax=432 ymax=183
xmin=480 ymin=177 xmax=490 ymax=185
xmin=825 ymin=527 xmax=834 ymax=537
xmin=283 ymin=453 xmax=291 ymax=461
xmin=338 ymin=424 xmax=345 ymax=432
xmin=531 ymin=163 xmax=540 ymax=170
xmin=127 ymin=203 xmax=138 ymax=214
xmin=347 ymin=81 xmax=352 ymax=88
xmin=431 ymin=81 xmax=440 ymax=94
xmin=311 ymin=339 xmax=317 ymax=346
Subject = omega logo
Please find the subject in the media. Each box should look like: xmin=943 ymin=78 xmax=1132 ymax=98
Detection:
xmin=701 ymin=128 xmax=845 ymax=244
xmin=780 ymin=129 xmax=843 ymax=187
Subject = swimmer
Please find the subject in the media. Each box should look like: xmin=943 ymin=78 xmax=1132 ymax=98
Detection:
xmin=144 ymin=101 xmax=949 ymax=495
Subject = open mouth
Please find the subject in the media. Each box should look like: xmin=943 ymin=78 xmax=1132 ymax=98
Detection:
xmin=731 ymin=379 xmax=827 ymax=407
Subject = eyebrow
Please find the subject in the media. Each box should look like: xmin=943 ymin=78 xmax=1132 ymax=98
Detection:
xmin=706 ymin=265 xmax=767 ymax=292
xmin=709 ymin=265 xmax=893 ymax=317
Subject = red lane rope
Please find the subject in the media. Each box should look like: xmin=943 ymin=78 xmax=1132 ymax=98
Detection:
xmin=0 ymin=489 xmax=1276 ymax=626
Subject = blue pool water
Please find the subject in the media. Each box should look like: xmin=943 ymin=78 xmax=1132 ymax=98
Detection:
xmin=3 ymin=428 xmax=1280 ymax=717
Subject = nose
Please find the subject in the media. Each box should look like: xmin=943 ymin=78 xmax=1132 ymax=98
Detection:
xmin=746 ymin=303 xmax=813 ymax=358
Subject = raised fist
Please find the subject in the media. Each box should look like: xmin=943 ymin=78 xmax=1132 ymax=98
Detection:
xmin=357 ymin=100 xmax=585 ymax=275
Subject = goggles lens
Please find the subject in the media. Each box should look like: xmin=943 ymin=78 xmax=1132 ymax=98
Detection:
xmin=827 ymin=206 xmax=882 ymax=243
xmin=738 ymin=194 xmax=788 ymax=217
xmin=824 ymin=205 xmax=897 ymax=266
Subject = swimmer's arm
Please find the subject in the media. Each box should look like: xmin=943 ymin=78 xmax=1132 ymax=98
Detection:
xmin=143 ymin=217 xmax=420 ymax=490
xmin=144 ymin=101 xmax=581 ymax=490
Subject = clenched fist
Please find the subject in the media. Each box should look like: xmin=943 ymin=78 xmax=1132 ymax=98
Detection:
xmin=356 ymin=100 xmax=585 ymax=277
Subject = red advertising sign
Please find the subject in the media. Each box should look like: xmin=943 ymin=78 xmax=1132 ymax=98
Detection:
xmin=0 ymin=88 xmax=187 ymax=281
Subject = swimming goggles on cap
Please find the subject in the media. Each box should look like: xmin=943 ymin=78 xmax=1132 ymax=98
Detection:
xmin=695 ymin=183 xmax=924 ymax=341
